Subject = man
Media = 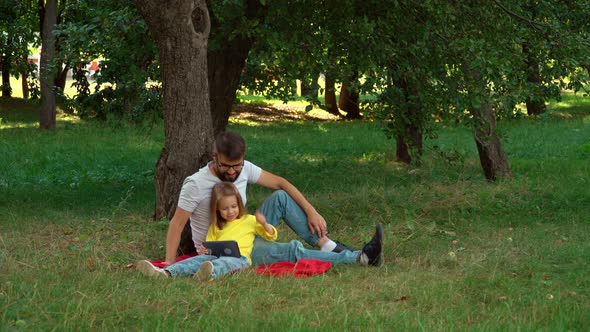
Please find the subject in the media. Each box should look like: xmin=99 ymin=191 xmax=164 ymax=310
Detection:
xmin=162 ymin=131 xmax=383 ymax=267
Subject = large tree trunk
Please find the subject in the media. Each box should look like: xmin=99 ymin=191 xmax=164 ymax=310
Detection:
xmin=40 ymin=0 xmax=57 ymax=130
xmin=208 ymin=0 xmax=266 ymax=135
xmin=522 ymin=42 xmax=546 ymax=116
xmin=136 ymin=0 xmax=214 ymax=247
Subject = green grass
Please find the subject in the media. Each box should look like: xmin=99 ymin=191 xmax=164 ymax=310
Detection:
xmin=1 ymin=95 xmax=589 ymax=331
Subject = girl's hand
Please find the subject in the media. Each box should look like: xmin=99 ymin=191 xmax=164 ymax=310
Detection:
xmin=255 ymin=209 xmax=267 ymax=225
xmin=256 ymin=210 xmax=275 ymax=236
xmin=197 ymin=244 xmax=209 ymax=255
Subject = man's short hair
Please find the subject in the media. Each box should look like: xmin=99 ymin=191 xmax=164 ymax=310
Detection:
xmin=214 ymin=131 xmax=246 ymax=160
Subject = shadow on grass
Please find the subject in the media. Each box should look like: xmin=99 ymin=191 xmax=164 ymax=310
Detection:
xmin=231 ymin=101 xmax=340 ymax=123
xmin=0 ymin=97 xmax=40 ymax=123
xmin=0 ymin=97 xmax=90 ymax=130
xmin=547 ymin=93 xmax=590 ymax=119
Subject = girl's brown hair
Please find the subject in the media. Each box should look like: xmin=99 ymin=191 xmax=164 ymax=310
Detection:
xmin=210 ymin=182 xmax=247 ymax=230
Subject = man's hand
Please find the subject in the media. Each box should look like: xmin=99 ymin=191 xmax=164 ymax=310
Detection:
xmin=307 ymin=211 xmax=327 ymax=238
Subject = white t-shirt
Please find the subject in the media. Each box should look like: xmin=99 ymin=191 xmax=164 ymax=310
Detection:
xmin=177 ymin=160 xmax=262 ymax=249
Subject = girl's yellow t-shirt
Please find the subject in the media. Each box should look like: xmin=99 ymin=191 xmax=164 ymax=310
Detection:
xmin=206 ymin=214 xmax=277 ymax=264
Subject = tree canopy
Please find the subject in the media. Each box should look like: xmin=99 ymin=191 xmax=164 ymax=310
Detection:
xmin=5 ymin=1 xmax=590 ymax=204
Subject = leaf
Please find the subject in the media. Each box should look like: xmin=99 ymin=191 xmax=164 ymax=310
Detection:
xmin=471 ymin=96 xmax=481 ymax=109
xmin=63 ymin=226 xmax=74 ymax=235
xmin=441 ymin=230 xmax=456 ymax=237
xmin=86 ymin=256 xmax=96 ymax=271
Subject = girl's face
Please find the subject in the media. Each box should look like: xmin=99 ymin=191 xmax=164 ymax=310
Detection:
xmin=217 ymin=195 xmax=240 ymax=222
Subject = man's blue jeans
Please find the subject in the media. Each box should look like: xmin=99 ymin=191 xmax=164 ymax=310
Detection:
xmin=258 ymin=190 xmax=320 ymax=247
xmin=251 ymin=238 xmax=360 ymax=266
xmin=165 ymin=255 xmax=249 ymax=279
xmin=252 ymin=190 xmax=360 ymax=266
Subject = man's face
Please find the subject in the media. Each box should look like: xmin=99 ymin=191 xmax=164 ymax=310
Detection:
xmin=214 ymin=153 xmax=244 ymax=182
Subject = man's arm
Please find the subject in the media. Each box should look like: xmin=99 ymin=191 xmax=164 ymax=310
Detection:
xmin=255 ymin=169 xmax=327 ymax=237
xmin=164 ymin=207 xmax=192 ymax=265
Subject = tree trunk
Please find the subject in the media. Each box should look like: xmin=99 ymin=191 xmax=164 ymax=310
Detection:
xmin=55 ymin=64 xmax=70 ymax=93
xmin=21 ymin=70 xmax=29 ymax=99
xmin=392 ymin=76 xmax=423 ymax=165
xmin=464 ymin=68 xmax=511 ymax=181
xmin=136 ymin=1 xmax=214 ymax=226
xmin=522 ymin=42 xmax=546 ymax=116
xmin=300 ymin=73 xmax=320 ymax=105
xmin=396 ymin=135 xmax=411 ymax=164
xmin=473 ymin=102 xmax=512 ymax=181
xmin=40 ymin=0 xmax=57 ymax=129
xmin=1 ymin=60 xmax=11 ymax=98
xmin=395 ymin=123 xmax=423 ymax=165
xmin=339 ymin=81 xmax=361 ymax=119
xmin=324 ymin=77 xmax=341 ymax=116
xmin=1 ymin=37 xmax=12 ymax=98
xmin=208 ymin=0 xmax=266 ymax=135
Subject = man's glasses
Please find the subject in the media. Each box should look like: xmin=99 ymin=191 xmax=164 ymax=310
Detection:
xmin=216 ymin=160 xmax=244 ymax=172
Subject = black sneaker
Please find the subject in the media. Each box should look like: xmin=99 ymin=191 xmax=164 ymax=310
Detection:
xmin=358 ymin=224 xmax=384 ymax=267
xmin=332 ymin=240 xmax=354 ymax=253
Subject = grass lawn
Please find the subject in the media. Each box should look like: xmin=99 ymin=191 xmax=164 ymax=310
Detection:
xmin=0 ymin=94 xmax=589 ymax=330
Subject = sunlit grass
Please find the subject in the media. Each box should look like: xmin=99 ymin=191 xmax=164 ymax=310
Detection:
xmin=9 ymin=76 xmax=81 ymax=99
xmin=1 ymin=92 xmax=589 ymax=330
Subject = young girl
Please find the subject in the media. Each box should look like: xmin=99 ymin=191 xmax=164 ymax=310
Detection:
xmin=137 ymin=182 xmax=277 ymax=281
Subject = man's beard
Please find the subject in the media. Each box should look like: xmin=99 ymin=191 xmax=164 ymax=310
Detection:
xmin=217 ymin=169 xmax=241 ymax=182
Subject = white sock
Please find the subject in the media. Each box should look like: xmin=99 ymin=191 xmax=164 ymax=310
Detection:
xmin=320 ymin=240 xmax=337 ymax=252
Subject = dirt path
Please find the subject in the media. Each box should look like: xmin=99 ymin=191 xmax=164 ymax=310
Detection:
xmin=231 ymin=102 xmax=340 ymax=122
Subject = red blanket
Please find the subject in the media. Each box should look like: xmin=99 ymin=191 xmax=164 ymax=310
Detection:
xmin=129 ymin=255 xmax=331 ymax=278
xmin=255 ymin=259 xmax=332 ymax=278
xmin=126 ymin=253 xmax=198 ymax=269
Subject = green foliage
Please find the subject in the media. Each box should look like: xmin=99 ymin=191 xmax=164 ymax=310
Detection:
xmin=236 ymin=0 xmax=590 ymax=164
xmin=0 ymin=0 xmax=39 ymax=98
xmin=240 ymin=0 xmax=377 ymax=106
xmin=55 ymin=0 xmax=161 ymax=122
xmin=1 ymin=96 xmax=589 ymax=330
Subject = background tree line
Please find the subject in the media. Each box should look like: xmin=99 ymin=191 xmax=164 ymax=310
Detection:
xmin=2 ymin=1 xmax=589 ymax=234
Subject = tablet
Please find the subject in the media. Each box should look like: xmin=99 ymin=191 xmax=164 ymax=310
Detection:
xmin=203 ymin=241 xmax=242 ymax=258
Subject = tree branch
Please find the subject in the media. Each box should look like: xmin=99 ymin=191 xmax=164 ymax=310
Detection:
xmin=492 ymin=0 xmax=548 ymax=30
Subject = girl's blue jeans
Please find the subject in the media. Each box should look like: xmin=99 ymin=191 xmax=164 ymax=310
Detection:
xmin=165 ymin=255 xmax=249 ymax=279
